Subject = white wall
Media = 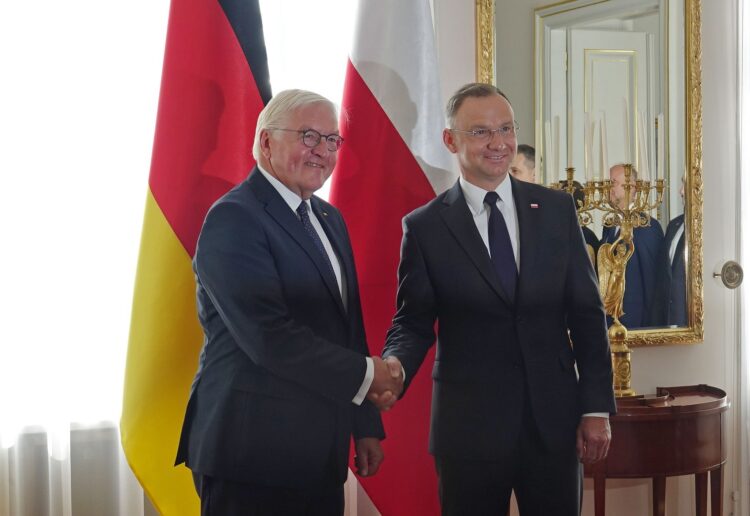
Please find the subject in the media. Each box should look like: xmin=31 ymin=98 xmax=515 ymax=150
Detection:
xmin=432 ymin=0 xmax=743 ymax=514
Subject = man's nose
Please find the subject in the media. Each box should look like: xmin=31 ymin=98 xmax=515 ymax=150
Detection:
xmin=312 ymin=138 xmax=330 ymax=156
xmin=487 ymin=130 xmax=505 ymax=149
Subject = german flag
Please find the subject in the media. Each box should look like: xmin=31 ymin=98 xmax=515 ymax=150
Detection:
xmin=120 ymin=1 xmax=270 ymax=513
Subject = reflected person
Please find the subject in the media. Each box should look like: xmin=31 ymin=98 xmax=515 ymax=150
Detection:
xmin=650 ymin=176 xmax=687 ymax=326
xmin=510 ymin=143 xmax=537 ymax=183
xmin=560 ymin=179 xmax=601 ymax=267
xmin=175 ymin=89 xmax=402 ymax=515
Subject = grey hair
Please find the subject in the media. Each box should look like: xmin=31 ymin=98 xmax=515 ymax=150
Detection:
xmin=252 ymin=89 xmax=339 ymax=160
xmin=445 ymin=83 xmax=511 ymax=128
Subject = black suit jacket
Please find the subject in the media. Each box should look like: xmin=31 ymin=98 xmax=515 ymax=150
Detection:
xmin=650 ymin=214 xmax=687 ymax=326
xmin=176 ymin=168 xmax=383 ymax=489
xmin=383 ymin=177 xmax=615 ymax=460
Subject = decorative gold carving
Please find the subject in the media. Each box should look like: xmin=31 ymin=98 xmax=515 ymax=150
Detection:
xmin=630 ymin=0 xmax=703 ymax=347
xmin=475 ymin=0 xmax=494 ymax=84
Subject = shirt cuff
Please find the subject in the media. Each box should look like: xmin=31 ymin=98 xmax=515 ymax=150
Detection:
xmin=582 ymin=412 xmax=609 ymax=418
xmin=352 ymin=357 xmax=374 ymax=405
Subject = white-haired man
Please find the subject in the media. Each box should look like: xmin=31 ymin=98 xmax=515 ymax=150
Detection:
xmin=176 ymin=89 xmax=400 ymax=515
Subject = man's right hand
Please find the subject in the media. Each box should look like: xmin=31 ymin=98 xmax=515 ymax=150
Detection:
xmin=367 ymin=356 xmax=404 ymax=411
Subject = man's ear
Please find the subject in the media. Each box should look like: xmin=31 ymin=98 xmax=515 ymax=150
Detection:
xmin=443 ymin=128 xmax=457 ymax=154
xmin=259 ymin=129 xmax=272 ymax=159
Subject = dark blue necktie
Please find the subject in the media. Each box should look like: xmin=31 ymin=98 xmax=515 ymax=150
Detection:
xmin=484 ymin=191 xmax=517 ymax=301
xmin=297 ymin=202 xmax=338 ymax=283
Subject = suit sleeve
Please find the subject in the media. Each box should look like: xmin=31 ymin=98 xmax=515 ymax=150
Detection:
xmin=382 ymin=215 xmax=438 ymax=393
xmin=195 ymin=201 xmax=368 ymax=406
xmin=562 ymin=196 xmax=617 ymax=415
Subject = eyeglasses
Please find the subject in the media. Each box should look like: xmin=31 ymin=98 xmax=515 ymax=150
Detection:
xmin=451 ymin=122 xmax=519 ymax=141
xmin=273 ymin=128 xmax=344 ymax=152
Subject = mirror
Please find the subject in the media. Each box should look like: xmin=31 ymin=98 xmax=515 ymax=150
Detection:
xmin=476 ymin=0 xmax=703 ymax=346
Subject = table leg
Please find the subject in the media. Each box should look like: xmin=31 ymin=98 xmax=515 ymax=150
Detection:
xmin=593 ymin=473 xmax=606 ymax=516
xmin=652 ymin=476 xmax=666 ymax=516
xmin=695 ymin=472 xmax=708 ymax=516
xmin=710 ymin=465 xmax=724 ymax=515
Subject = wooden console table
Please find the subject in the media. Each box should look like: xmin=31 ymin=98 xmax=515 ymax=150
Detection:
xmin=584 ymin=384 xmax=729 ymax=516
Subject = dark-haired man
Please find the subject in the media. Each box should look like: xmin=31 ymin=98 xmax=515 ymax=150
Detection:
xmin=380 ymin=83 xmax=616 ymax=516
xmin=510 ymin=143 xmax=537 ymax=183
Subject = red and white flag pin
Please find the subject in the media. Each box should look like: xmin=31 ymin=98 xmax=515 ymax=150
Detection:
xmin=530 ymin=203 xmax=539 ymax=209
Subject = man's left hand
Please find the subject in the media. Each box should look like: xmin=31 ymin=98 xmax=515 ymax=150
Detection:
xmin=576 ymin=416 xmax=611 ymax=464
xmin=354 ymin=437 xmax=384 ymax=477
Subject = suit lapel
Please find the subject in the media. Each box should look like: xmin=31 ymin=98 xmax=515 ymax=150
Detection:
xmin=511 ymin=178 xmax=542 ymax=302
xmin=439 ymin=182 xmax=513 ymax=307
xmin=249 ymin=171 xmax=347 ymax=317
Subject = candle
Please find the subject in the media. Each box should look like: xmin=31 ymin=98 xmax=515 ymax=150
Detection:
xmin=638 ymin=112 xmax=650 ymax=181
xmin=535 ymin=119 xmax=541 ymax=183
xmin=584 ymin=111 xmax=592 ymax=181
xmin=545 ymin=120 xmax=552 ymax=184
xmin=657 ymin=112 xmax=665 ymax=180
xmin=600 ymin=111 xmax=609 ymax=180
xmin=554 ymin=115 xmax=561 ymax=183
xmin=622 ymin=97 xmax=631 ymax=164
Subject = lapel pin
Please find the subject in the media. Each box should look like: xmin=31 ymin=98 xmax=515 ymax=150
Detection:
xmin=530 ymin=203 xmax=539 ymax=209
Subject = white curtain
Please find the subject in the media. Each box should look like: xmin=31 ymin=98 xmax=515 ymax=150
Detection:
xmin=0 ymin=425 xmax=154 ymax=516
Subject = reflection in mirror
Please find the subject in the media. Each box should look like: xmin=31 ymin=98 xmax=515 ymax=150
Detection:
xmin=535 ymin=0 xmax=699 ymax=335
xmin=481 ymin=0 xmax=703 ymax=345
xmin=539 ymin=1 xmax=683 ymax=332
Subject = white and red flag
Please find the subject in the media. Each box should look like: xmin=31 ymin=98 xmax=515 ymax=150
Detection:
xmin=331 ymin=1 xmax=457 ymax=513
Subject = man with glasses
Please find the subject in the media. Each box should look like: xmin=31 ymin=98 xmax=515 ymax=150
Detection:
xmin=176 ymin=89 xmax=400 ymax=515
xmin=379 ymin=83 xmax=616 ymax=515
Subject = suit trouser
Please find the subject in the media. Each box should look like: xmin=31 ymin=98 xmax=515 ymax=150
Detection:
xmin=192 ymin=473 xmax=345 ymax=516
xmin=434 ymin=395 xmax=582 ymax=516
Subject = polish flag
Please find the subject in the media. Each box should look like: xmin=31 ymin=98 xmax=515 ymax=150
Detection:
xmin=330 ymin=1 xmax=457 ymax=514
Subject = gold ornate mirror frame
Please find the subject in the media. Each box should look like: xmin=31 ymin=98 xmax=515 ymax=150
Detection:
xmin=475 ymin=0 xmax=703 ymax=347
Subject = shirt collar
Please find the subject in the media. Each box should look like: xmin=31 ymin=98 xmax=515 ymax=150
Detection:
xmin=459 ymin=174 xmax=514 ymax=215
xmin=257 ymin=165 xmax=308 ymax=213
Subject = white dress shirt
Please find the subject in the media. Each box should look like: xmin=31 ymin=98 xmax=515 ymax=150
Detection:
xmin=459 ymin=175 xmax=520 ymax=268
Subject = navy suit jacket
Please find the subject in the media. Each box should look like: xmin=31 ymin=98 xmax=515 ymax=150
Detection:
xmin=602 ymin=219 xmax=664 ymax=328
xmin=650 ymin=214 xmax=687 ymax=326
xmin=176 ymin=168 xmax=383 ymax=489
xmin=383 ymin=177 xmax=616 ymax=460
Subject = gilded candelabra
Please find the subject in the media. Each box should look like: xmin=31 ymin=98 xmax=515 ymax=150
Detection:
xmin=551 ymin=165 xmax=665 ymax=397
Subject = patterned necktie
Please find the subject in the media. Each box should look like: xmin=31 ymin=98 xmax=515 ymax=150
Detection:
xmin=484 ymin=191 xmax=517 ymax=301
xmin=296 ymin=202 xmax=337 ymax=283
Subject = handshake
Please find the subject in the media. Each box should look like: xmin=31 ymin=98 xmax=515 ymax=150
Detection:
xmin=366 ymin=356 xmax=404 ymax=411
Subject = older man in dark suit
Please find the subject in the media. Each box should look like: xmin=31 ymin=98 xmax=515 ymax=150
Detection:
xmin=176 ymin=89 xmax=401 ymax=515
xmin=378 ymin=83 xmax=616 ymax=516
